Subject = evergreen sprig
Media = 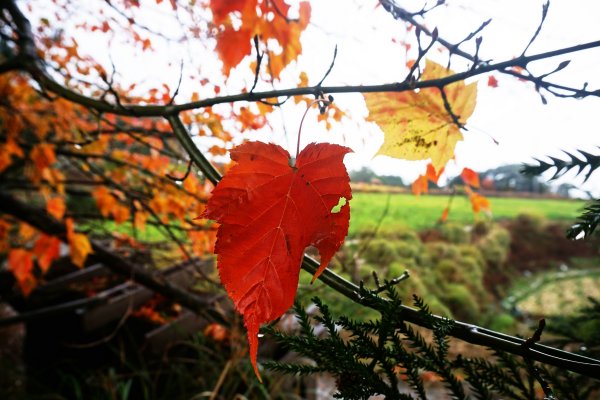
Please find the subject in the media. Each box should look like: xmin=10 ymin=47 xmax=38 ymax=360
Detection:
xmin=521 ymin=148 xmax=600 ymax=183
xmin=521 ymin=148 xmax=600 ymax=239
xmin=265 ymin=290 xmax=598 ymax=399
xmin=567 ymin=199 xmax=600 ymax=239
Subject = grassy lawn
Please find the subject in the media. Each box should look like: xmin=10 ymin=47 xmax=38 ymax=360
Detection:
xmin=348 ymin=192 xmax=586 ymax=234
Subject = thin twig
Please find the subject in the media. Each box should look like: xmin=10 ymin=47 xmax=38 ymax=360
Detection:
xmin=521 ymin=1 xmax=550 ymax=56
xmin=209 ymin=360 xmax=232 ymax=400
xmin=295 ymin=98 xmax=330 ymax=159
xmin=439 ymin=87 xmax=465 ymax=129
xmin=316 ymin=45 xmax=338 ymax=87
xmin=249 ymin=35 xmax=263 ymax=93
xmin=166 ymin=159 xmax=193 ymax=182
xmin=168 ymin=59 xmax=185 ymax=105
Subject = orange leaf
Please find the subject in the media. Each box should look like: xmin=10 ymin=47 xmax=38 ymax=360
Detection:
xmin=425 ymin=163 xmax=444 ymax=184
xmin=204 ymin=323 xmax=229 ymax=342
xmin=411 ymin=174 xmax=428 ymax=196
xmin=92 ymin=186 xmax=116 ymax=217
xmin=204 ymin=141 xmax=352 ymax=380
xmin=112 ymin=204 xmax=131 ymax=225
xmin=34 ymin=234 xmax=61 ymax=274
xmin=364 ymin=60 xmax=477 ymax=172
xmin=30 ymin=143 xmax=56 ymax=171
xmin=19 ymin=223 xmax=36 ymax=242
xmin=238 ymin=107 xmax=267 ymax=130
xmin=0 ymin=219 xmax=11 ymax=253
xmin=66 ymin=218 xmax=93 ymax=268
xmin=440 ymin=207 xmax=449 ymax=222
xmin=298 ymin=71 xmax=309 ymax=87
xmin=469 ymin=193 xmax=491 ymax=213
xmin=0 ymin=138 xmax=24 ymax=173
xmin=461 ymin=167 xmax=480 ymax=188
xmin=487 ymin=75 xmax=498 ymax=88
xmin=210 ymin=0 xmax=256 ymax=24
xmin=8 ymin=248 xmax=36 ymax=296
xmin=215 ymin=27 xmax=253 ymax=76
xmin=46 ymin=197 xmax=66 ymax=220
xmin=134 ymin=211 xmax=148 ymax=231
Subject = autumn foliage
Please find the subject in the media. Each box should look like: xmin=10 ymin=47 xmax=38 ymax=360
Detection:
xmin=0 ymin=0 xmax=557 ymax=382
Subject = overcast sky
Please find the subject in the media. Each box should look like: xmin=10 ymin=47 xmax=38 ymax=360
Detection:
xmin=230 ymin=0 xmax=600 ymax=192
xmin=57 ymin=0 xmax=600 ymax=194
xmin=272 ymin=0 xmax=600 ymax=195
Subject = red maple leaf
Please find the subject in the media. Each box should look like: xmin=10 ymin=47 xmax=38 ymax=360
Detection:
xmin=203 ymin=141 xmax=352 ymax=379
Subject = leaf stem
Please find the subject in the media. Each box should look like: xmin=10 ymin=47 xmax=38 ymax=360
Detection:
xmin=296 ymin=99 xmax=328 ymax=159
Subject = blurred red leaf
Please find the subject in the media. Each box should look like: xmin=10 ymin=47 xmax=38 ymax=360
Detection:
xmin=487 ymin=75 xmax=499 ymax=88
xmin=461 ymin=167 xmax=480 ymax=188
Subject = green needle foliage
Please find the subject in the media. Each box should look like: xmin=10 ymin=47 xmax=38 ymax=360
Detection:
xmin=521 ymin=149 xmax=600 ymax=183
xmin=566 ymin=199 xmax=600 ymax=239
xmin=264 ymin=286 xmax=597 ymax=399
xmin=522 ymin=148 xmax=600 ymax=239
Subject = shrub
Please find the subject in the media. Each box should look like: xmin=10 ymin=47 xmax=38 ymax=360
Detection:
xmin=426 ymin=242 xmax=460 ymax=263
xmin=439 ymin=222 xmax=471 ymax=244
xmin=440 ymin=283 xmax=481 ymax=322
xmin=486 ymin=312 xmax=517 ymax=332
xmin=515 ymin=212 xmax=547 ymax=232
xmin=477 ymin=226 xmax=511 ymax=266
xmin=436 ymin=259 xmax=463 ymax=283
xmin=377 ymin=223 xmax=421 ymax=243
xmin=394 ymin=240 xmax=423 ymax=259
xmin=362 ymin=239 xmax=400 ymax=266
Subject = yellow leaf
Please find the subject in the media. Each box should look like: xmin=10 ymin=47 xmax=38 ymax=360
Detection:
xmin=69 ymin=232 xmax=93 ymax=268
xmin=19 ymin=223 xmax=36 ymax=241
xmin=364 ymin=59 xmax=477 ymax=172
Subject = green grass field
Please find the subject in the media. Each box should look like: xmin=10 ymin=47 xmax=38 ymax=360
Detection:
xmin=348 ymin=192 xmax=586 ymax=235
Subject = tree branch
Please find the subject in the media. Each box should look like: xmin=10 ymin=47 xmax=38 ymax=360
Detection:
xmin=2 ymin=0 xmax=599 ymax=117
xmin=167 ymin=114 xmax=600 ymax=379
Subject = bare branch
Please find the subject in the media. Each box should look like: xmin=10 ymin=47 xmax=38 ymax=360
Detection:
xmin=439 ymin=86 xmax=465 ymax=129
xmin=249 ymin=35 xmax=263 ymax=93
xmin=167 ymin=58 xmax=185 ymax=105
xmin=521 ymin=1 xmax=550 ymax=56
xmin=316 ymin=45 xmax=338 ymax=87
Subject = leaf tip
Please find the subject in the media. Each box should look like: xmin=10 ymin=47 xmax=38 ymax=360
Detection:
xmin=245 ymin=317 xmax=263 ymax=382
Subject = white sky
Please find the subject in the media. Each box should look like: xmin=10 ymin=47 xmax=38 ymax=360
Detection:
xmin=283 ymin=0 xmax=600 ymax=194
xmin=36 ymin=0 xmax=600 ymax=194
